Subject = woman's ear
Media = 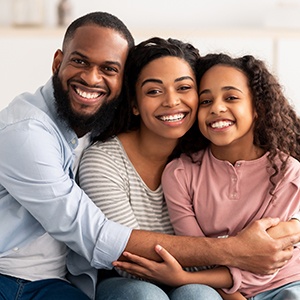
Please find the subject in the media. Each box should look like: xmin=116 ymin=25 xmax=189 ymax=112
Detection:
xmin=132 ymin=104 xmax=140 ymax=116
xmin=52 ymin=49 xmax=63 ymax=74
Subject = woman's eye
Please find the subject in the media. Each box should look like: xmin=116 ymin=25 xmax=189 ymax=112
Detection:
xmin=179 ymin=85 xmax=191 ymax=91
xmin=147 ymin=89 xmax=160 ymax=95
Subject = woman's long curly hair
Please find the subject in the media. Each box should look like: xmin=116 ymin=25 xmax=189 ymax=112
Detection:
xmin=179 ymin=53 xmax=300 ymax=191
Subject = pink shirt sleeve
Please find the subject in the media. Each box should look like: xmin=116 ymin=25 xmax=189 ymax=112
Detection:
xmin=162 ymin=157 xmax=205 ymax=237
xmin=223 ymin=166 xmax=300 ymax=296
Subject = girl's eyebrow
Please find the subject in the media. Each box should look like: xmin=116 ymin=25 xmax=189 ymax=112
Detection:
xmin=222 ymin=86 xmax=243 ymax=93
xmin=199 ymin=86 xmax=243 ymax=96
xmin=141 ymin=75 xmax=194 ymax=87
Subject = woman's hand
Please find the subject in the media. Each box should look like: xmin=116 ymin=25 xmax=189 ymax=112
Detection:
xmin=113 ymin=244 xmax=188 ymax=286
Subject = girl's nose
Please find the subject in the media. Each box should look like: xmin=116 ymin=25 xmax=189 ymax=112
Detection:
xmin=210 ymin=100 xmax=227 ymax=115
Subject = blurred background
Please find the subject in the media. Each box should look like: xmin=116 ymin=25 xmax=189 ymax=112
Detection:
xmin=1 ymin=0 xmax=300 ymax=112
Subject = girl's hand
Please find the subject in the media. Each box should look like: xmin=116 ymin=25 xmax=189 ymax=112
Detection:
xmin=267 ymin=219 xmax=300 ymax=239
xmin=113 ymin=244 xmax=188 ymax=286
xmin=217 ymin=289 xmax=247 ymax=300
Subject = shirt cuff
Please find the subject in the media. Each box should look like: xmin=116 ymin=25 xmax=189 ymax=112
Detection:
xmin=291 ymin=212 xmax=300 ymax=222
xmin=93 ymin=219 xmax=132 ymax=269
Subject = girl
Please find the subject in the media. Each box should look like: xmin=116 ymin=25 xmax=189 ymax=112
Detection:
xmin=114 ymin=53 xmax=300 ymax=299
xmin=79 ymin=38 xmax=223 ymax=300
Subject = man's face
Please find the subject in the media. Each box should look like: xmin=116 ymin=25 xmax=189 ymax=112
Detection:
xmin=52 ymin=25 xmax=129 ymax=135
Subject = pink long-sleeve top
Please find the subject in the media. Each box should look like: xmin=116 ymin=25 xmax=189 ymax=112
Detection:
xmin=162 ymin=148 xmax=300 ymax=298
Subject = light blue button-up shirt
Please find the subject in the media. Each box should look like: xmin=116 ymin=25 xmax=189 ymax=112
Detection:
xmin=0 ymin=78 xmax=132 ymax=299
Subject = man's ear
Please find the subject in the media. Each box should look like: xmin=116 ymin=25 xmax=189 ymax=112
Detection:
xmin=52 ymin=49 xmax=63 ymax=74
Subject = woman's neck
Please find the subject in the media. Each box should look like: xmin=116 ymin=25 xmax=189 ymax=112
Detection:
xmin=118 ymin=130 xmax=178 ymax=190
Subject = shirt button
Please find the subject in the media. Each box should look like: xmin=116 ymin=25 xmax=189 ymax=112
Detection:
xmin=71 ymin=139 xmax=76 ymax=145
xmin=13 ymin=247 xmax=19 ymax=251
xmin=236 ymin=162 xmax=241 ymax=167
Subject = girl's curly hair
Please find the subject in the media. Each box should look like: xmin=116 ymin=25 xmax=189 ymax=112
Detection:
xmin=178 ymin=53 xmax=300 ymax=192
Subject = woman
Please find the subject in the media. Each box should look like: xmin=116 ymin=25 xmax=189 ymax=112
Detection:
xmin=79 ymin=37 xmax=223 ymax=300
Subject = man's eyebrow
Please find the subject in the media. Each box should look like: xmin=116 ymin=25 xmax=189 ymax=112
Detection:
xmin=141 ymin=75 xmax=194 ymax=87
xmin=70 ymin=51 xmax=88 ymax=59
xmin=70 ymin=51 xmax=122 ymax=67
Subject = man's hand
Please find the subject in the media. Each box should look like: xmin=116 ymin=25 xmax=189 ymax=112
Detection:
xmin=225 ymin=218 xmax=299 ymax=274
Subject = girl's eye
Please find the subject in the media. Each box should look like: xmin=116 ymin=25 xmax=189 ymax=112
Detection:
xmin=226 ymin=96 xmax=238 ymax=101
xmin=199 ymin=99 xmax=211 ymax=105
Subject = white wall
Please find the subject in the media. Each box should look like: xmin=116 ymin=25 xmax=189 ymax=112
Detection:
xmin=1 ymin=0 xmax=300 ymax=112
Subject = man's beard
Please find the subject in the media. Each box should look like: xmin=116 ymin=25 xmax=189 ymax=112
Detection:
xmin=52 ymin=72 xmax=122 ymax=136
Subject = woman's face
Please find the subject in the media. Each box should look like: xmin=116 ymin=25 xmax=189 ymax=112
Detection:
xmin=134 ymin=56 xmax=198 ymax=140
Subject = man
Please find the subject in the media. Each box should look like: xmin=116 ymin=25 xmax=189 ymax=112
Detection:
xmin=0 ymin=11 xmax=299 ymax=300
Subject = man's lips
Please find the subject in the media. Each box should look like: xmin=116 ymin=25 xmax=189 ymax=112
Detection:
xmin=72 ymin=84 xmax=107 ymax=101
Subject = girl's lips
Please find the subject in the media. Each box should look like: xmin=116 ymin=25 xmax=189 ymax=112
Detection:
xmin=209 ymin=120 xmax=234 ymax=129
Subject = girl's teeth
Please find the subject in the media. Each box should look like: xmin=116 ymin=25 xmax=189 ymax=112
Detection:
xmin=211 ymin=121 xmax=233 ymax=128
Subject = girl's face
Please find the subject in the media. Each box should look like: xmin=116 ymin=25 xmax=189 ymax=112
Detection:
xmin=198 ymin=65 xmax=257 ymax=154
xmin=134 ymin=56 xmax=198 ymax=140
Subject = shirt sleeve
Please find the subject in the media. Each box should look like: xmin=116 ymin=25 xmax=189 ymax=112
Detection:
xmin=162 ymin=157 xmax=204 ymax=237
xmin=0 ymin=119 xmax=131 ymax=269
xmin=222 ymin=161 xmax=300 ymax=295
xmin=79 ymin=143 xmax=140 ymax=229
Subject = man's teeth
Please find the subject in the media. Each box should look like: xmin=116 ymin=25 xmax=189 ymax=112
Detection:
xmin=75 ymin=87 xmax=100 ymax=99
xmin=211 ymin=121 xmax=233 ymax=128
xmin=159 ymin=113 xmax=185 ymax=122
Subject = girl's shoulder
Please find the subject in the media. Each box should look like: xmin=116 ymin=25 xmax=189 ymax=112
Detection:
xmin=166 ymin=149 xmax=207 ymax=171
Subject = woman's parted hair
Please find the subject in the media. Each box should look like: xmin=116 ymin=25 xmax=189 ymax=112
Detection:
xmin=96 ymin=36 xmax=200 ymax=142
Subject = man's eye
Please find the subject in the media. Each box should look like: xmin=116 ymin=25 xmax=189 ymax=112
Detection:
xmin=72 ymin=59 xmax=86 ymax=65
xmin=104 ymin=66 xmax=118 ymax=73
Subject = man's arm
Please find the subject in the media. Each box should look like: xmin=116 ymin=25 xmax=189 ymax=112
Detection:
xmin=124 ymin=217 xmax=300 ymax=274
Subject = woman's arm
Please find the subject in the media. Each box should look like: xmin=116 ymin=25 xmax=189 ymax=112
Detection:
xmin=115 ymin=244 xmax=246 ymax=299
